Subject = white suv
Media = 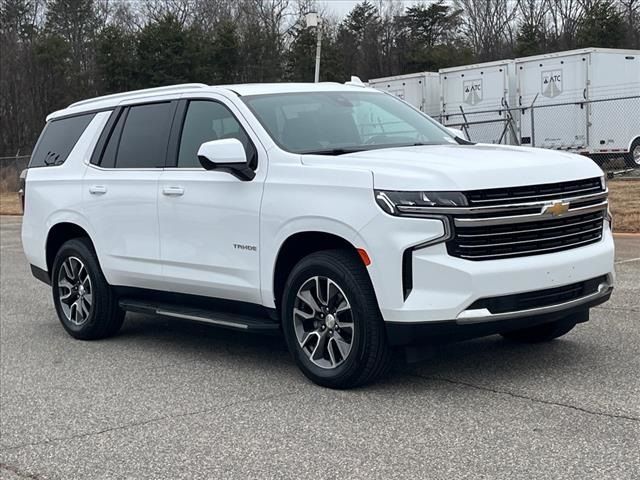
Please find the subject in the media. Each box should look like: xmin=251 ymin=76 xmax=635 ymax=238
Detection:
xmin=22 ymin=82 xmax=614 ymax=388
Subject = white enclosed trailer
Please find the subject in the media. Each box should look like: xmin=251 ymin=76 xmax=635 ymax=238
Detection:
xmin=439 ymin=60 xmax=518 ymax=144
xmin=368 ymin=72 xmax=440 ymax=116
xmin=516 ymin=48 xmax=640 ymax=166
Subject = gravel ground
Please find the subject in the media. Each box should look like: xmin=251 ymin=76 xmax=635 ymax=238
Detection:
xmin=1 ymin=216 xmax=638 ymax=480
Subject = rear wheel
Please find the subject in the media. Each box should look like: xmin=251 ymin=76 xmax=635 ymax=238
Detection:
xmin=52 ymin=238 xmax=124 ymax=340
xmin=500 ymin=317 xmax=577 ymax=343
xmin=282 ymin=250 xmax=391 ymax=389
xmin=624 ymin=139 xmax=640 ymax=169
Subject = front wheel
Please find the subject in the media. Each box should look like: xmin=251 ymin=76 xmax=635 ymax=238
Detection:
xmin=500 ymin=317 xmax=577 ymax=343
xmin=281 ymin=250 xmax=391 ymax=389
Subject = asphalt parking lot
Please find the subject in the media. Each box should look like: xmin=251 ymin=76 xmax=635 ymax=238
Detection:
xmin=1 ymin=215 xmax=638 ymax=480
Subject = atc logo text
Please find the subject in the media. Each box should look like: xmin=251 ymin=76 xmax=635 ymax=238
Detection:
xmin=542 ymin=70 xmax=563 ymax=98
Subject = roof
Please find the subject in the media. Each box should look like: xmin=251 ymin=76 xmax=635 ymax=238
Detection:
xmin=439 ymin=59 xmax=515 ymax=74
xmin=48 ymin=82 xmax=375 ymax=121
xmin=368 ymin=72 xmax=439 ymax=84
xmin=514 ymin=47 xmax=640 ymax=63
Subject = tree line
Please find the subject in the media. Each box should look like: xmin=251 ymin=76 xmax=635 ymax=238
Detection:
xmin=1 ymin=0 xmax=638 ymax=156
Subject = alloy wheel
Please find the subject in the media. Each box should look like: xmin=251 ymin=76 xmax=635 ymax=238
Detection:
xmin=57 ymin=256 xmax=93 ymax=326
xmin=293 ymin=276 xmax=354 ymax=369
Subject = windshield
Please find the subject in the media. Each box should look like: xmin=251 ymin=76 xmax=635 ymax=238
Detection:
xmin=241 ymin=91 xmax=457 ymax=154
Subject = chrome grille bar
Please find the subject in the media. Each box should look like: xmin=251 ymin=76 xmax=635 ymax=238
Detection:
xmin=456 ymin=235 xmax=603 ymax=260
xmin=468 ymin=185 xmax=602 ymax=204
xmin=456 ymin=214 xmax=604 ymax=238
xmin=453 ymin=201 xmax=607 ymax=227
xmin=455 ymin=226 xmax=603 ymax=249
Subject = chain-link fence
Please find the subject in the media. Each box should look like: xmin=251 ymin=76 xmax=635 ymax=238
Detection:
xmin=440 ymin=95 xmax=640 ymax=169
xmin=0 ymin=155 xmax=29 ymax=193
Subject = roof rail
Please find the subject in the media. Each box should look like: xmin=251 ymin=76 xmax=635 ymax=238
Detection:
xmin=68 ymin=83 xmax=209 ymax=108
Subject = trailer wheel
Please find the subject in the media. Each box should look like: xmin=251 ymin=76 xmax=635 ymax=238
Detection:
xmin=625 ymin=138 xmax=640 ymax=169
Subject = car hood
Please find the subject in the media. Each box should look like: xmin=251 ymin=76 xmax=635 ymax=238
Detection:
xmin=301 ymin=144 xmax=603 ymax=191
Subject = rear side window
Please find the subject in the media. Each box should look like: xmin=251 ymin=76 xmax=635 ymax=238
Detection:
xmin=29 ymin=113 xmax=96 ymax=167
xmin=114 ymin=102 xmax=175 ymax=168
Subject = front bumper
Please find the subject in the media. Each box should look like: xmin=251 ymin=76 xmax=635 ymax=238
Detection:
xmin=356 ymin=212 xmax=615 ymax=328
xmin=385 ymin=278 xmax=612 ymax=346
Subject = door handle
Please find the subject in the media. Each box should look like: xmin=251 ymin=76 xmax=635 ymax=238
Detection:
xmin=162 ymin=186 xmax=185 ymax=196
xmin=89 ymin=185 xmax=107 ymax=195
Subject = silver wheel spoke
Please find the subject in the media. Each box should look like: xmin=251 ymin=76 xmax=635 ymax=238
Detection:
xmin=333 ymin=334 xmax=351 ymax=359
xmin=310 ymin=332 xmax=328 ymax=362
xmin=297 ymin=289 xmax=321 ymax=314
xmin=62 ymin=260 xmax=74 ymax=280
xmin=59 ymin=279 xmax=74 ymax=300
xmin=293 ymin=275 xmax=354 ymax=370
xmin=294 ymin=308 xmax=315 ymax=320
xmin=57 ymin=256 xmax=92 ymax=327
xmin=327 ymin=338 xmax=338 ymax=367
xmin=299 ymin=330 xmax=319 ymax=349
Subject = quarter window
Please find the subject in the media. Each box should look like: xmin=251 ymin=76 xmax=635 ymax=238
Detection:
xmin=177 ymin=101 xmax=257 ymax=169
xmin=29 ymin=113 xmax=97 ymax=168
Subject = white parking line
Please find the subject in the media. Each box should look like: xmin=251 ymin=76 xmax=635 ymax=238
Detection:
xmin=616 ymin=257 xmax=640 ymax=264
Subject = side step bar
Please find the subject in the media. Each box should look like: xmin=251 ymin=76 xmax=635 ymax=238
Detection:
xmin=119 ymin=299 xmax=280 ymax=333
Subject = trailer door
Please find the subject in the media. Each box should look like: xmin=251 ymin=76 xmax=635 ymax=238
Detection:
xmin=518 ymin=53 xmax=588 ymax=150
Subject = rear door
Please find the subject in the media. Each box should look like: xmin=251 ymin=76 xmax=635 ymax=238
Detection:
xmin=83 ymin=101 xmax=177 ymax=288
xmin=156 ymin=95 xmax=266 ymax=303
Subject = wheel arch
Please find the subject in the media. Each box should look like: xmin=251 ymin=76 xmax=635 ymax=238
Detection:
xmin=45 ymin=222 xmax=95 ymax=274
xmin=272 ymin=231 xmax=368 ymax=311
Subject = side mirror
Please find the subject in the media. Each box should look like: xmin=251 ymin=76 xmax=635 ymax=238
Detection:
xmin=447 ymin=127 xmax=467 ymax=140
xmin=197 ymin=138 xmax=255 ymax=181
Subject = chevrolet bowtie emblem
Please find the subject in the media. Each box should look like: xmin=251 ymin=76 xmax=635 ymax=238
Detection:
xmin=543 ymin=201 xmax=570 ymax=217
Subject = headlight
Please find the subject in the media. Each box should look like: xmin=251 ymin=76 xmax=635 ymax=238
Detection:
xmin=375 ymin=190 xmax=468 ymax=215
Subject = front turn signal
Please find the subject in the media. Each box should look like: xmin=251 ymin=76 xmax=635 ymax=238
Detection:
xmin=357 ymin=248 xmax=371 ymax=266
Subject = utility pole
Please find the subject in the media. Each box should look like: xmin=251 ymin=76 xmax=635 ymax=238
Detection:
xmin=306 ymin=12 xmax=322 ymax=83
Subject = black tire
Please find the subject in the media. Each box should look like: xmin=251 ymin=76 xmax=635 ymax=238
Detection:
xmin=624 ymin=139 xmax=640 ymax=169
xmin=51 ymin=238 xmax=124 ymax=340
xmin=281 ymin=249 xmax=391 ymax=389
xmin=500 ymin=317 xmax=577 ymax=343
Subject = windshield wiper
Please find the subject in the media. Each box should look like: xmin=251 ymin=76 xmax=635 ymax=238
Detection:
xmin=300 ymin=147 xmax=369 ymax=156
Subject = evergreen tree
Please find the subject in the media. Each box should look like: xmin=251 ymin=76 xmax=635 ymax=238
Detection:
xmin=576 ymin=1 xmax=626 ymax=48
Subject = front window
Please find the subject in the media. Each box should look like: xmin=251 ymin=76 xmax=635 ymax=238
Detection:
xmin=242 ymin=91 xmax=458 ymax=155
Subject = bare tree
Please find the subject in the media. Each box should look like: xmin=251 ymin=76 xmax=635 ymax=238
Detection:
xmin=454 ymin=0 xmax=519 ymax=60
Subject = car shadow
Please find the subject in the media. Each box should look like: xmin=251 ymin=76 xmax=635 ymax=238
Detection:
xmin=115 ymin=312 xmax=594 ymax=389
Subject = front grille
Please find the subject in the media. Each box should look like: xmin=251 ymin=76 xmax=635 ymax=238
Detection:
xmin=467 ymin=275 xmax=607 ymax=314
xmin=465 ymin=177 xmax=603 ymax=206
xmin=448 ymin=211 xmax=604 ymax=260
xmin=447 ymin=177 xmax=607 ymax=261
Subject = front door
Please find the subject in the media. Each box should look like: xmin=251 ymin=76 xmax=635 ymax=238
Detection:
xmin=157 ymin=96 xmax=266 ymax=304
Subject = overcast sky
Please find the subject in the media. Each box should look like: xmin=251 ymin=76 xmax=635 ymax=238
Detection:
xmin=319 ymin=0 xmax=422 ymax=18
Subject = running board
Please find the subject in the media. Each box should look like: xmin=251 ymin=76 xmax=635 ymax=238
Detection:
xmin=118 ymin=299 xmax=280 ymax=332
